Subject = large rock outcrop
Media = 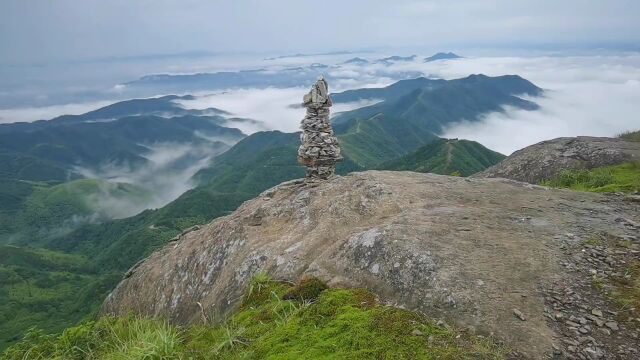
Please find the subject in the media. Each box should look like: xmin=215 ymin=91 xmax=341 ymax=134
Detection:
xmin=102 ymin=171 xmax=639 ymax=359
xmin=475 ymin=136 xmax=640 ymax=184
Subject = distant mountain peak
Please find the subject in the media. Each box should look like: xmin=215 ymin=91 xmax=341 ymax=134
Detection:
xmin=424 ymin=52 xmax=463 ymax=62
xmin=375 ymin=55 xmax=417 ymax=64
xmin=342 ymin=57 xmax=369 ymax=65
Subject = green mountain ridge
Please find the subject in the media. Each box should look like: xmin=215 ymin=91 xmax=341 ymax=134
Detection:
xmin=0 ymin=95 xmax=230 ymax=134
xmin=1 ymin=179 xmax=151 ymax=245
xmin=378 ymin=138 xmax=506 ymax=176
xmin=0 ymin=114 xmax=244 ymax=182
xmin=331 ymin=74 xmax=540 ymax=167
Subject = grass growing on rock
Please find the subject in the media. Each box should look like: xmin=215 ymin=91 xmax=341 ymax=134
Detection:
xmin=585 ymin=233 xmax=640 ymax=327
xmin=541 ymin=162 xmax=640 ymax=193
xmin=2 ymin=276 xmax=509 ymax=359
xmin=610 ymin=261 xmax=640 ymax=317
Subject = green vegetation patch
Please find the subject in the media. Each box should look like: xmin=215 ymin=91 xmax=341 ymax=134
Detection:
xmin=0 ymin=245 xmax=120 ymax=352
xmin=541 ymin=162 xmax=640 ymax=193
xmin=378 ymin=138 xmax=505 ymax=177
xmin=2 ymin=277 xmax=508 ymax=359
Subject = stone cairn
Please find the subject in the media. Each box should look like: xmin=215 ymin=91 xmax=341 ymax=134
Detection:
xmin=297 ymin=77 xmax=342 ymax=179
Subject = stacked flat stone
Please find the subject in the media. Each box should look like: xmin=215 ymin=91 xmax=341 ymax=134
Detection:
xmin=298 ymin=77 xmax=342 ymax=179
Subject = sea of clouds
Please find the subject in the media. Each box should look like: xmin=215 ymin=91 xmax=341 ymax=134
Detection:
xmin=2 ymin=51 xmax=639 ymax=155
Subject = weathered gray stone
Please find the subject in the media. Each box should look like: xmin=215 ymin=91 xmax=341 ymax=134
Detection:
xmin=101 ymin=170 xmax=639 ymax=359
xmin=474 ymin=136 xmax=640 ymax=184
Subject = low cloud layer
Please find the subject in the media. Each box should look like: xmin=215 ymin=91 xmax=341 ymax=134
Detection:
xmin=75 ymin=140 xmax=232 ymax=219
xmin=176 ymin=54 xmax=640 ymax=154
xmin=0 ymin=100 xmax=114 ymax=124
xmin=3 ymin=52 xmax=639 ymax=156
xmin=176 ymin=88 xmax=383 ymax=134
xmin=431 ymin=55 xmax=640 ymax=154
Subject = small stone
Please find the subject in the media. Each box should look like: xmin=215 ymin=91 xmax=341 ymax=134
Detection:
xmin=579 ymin=327 xmax=589 ymax=334
xmin=411 ymin=329 xmax=423 ymax=336
xmin=591 ymin=309 xmax=603 ymax=317
xmin=605 ymin=321 xmax=619 ymax=331
xmin=513 ymin=308 xmax=526 ymax=321
xmin=584 ymin=347 xmax=605 ymax=359
xmin=566 ymin=320 xmax=580 ymax=328
xmin=563 ymin=339 xmax=579 ymax=346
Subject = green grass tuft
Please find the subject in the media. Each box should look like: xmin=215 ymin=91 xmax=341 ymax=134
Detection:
xmin=282 ymin=277 xmax=328 ymax=302
xmin=541 ymin=162 xmax=640 ymax=193
xmin=3 ymin=276 xmax=510 ymax=359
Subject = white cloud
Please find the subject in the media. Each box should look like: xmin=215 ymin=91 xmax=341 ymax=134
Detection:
xmin=176 ymin=88 xmax=306 ymax=133
xmin=176 ymin=86 xmax=386 ymax=134
xmin=3 ymin=52 xmax=639 ymax=157
xmin=75 ymin=141 xmax=234 ymax=218
xmin=0 ymin=100 xmax=114 ymax=123
xmin=433 ymin=55 xmax=640 ymax=154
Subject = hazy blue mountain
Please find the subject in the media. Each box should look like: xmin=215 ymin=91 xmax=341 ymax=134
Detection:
xmin=342 ymin=57 xmax=369 ymax=65
xmin=375 ymin=55 xmax=418 ymax=64
xmin=127 ymin=68 xmax=325 ymax=93
xmin=124 ymin=65 xmax=425 ymax=95
xmin=424 ymin=52 xmax=463 ymax=62
xmin=263 ymin=50 xmax=354 ymax=60
xmin=378 ymin=138 xmax=506 ymax=176
xmin=0 ymin=95 xmax=231 ymax=134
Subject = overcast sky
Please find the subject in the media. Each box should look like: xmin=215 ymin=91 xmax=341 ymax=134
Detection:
xmin=1 ymin=0 xmax=639 ymax=64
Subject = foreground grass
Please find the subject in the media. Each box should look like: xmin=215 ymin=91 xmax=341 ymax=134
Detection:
xmin=541 ymin=162 xmax=640 ymax=193
xmin=2 ymin=276 xmax=508 ymax=360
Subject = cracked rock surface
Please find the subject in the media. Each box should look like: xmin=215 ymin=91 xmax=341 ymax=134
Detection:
xmin=102 ymin=171 xmax=639 ymax=359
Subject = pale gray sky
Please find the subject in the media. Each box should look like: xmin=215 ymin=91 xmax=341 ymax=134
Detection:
xmin=1 ymin=0 xmax=639 ymax=64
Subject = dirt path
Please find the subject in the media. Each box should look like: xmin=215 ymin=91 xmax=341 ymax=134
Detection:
xmin=445 ymin=140 xmax=454 ymax=167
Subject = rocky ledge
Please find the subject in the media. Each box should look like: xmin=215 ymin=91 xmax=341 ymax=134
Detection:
xmin=102 ymin=171 xmax=639 ymax=359
xmin=475 ymin=136 xmax=640 ymax=184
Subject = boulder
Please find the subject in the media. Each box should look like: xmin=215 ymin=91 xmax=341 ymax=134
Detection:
xmin=474 ymin=136 xmax=640 ymax=184
xmin=102 ymin=171 xmax=639 ymax=358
